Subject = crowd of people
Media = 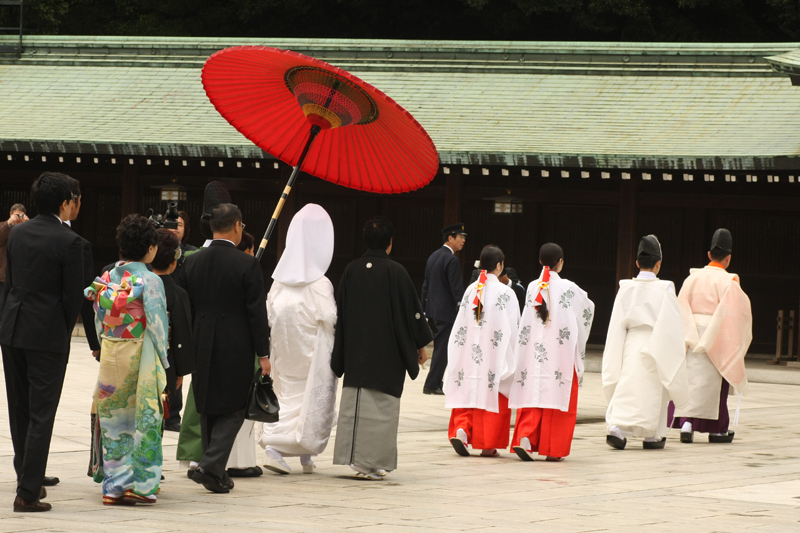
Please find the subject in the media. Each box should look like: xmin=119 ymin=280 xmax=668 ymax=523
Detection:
xmin=0 ymin=171 xmax=752 ymax=512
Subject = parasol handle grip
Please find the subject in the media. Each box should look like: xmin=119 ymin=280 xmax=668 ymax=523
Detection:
xmin=255 ymin=125 xmax=320 ymax=262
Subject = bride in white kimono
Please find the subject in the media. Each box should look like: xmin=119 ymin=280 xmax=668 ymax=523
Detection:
xmin=256 ymin=204 xmax=338 ymax=474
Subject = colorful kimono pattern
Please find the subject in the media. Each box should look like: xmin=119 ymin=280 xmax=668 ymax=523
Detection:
xmin=85 ymin=264 xmax=169 ymax=497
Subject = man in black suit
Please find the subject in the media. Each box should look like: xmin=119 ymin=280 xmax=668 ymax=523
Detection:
xmin=178 ymin=203 xmax=270 ymax=493
xmin=1 ymin=172 xmax=90 ymax=512
xmin=420 ymin=223 xmax=467 ymax=395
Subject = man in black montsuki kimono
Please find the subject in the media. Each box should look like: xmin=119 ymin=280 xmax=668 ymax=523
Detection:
xmin=331 ymin=216 xmax=432 ymax=480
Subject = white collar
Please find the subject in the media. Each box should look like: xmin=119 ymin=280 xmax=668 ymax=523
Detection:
xmin=442 ymin=244 xmax=455 ymax=255
xmin=212 ymin=238 xmax=235 ymax=246
xmin=637 ymin=271 xmax=657 ymax=280
xmin=53 ymin=214 xmax=69 ymax=225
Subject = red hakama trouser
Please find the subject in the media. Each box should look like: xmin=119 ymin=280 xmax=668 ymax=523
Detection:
xmin=510 ymin=371 xmax=579 ymax=459
xmin=448 ymin=394 xmax=512 ymax=450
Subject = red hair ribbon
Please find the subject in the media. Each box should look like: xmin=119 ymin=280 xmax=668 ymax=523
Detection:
xmin=534 ymin=266 xmax=550 ymax=309
xmin=472 ymin=270 xmax=488 ymax=324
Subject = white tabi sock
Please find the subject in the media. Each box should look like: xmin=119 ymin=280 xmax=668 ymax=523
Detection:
xmin=300 ymin=454 xmax=315 ymax=466
xmin=456 ymin=428 xmax=469 ymax=446
xmin=265 ymin=447 xmax=283 ymax=461
xmin=519 ymin=436 xmax=532 ymax=452
xmin=643 ymin=436 xmax=660 ymax=442
xmin=681 ymin=422 xmax=692 ymax=433
xmin=608 ymin=425 xmax=624 ymax=440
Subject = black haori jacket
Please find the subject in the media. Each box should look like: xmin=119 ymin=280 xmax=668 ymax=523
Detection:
xmin=177 ymin=240 xmax=269 ymax=415
xmin=331 ymin=248 xmax=433 ymax=398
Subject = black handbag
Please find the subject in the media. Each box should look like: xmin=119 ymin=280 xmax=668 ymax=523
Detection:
xmin=245 ymin=368 xmax=280 ymax=423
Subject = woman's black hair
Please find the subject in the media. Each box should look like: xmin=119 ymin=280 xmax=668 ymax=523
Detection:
xmin=479 ymin=245 xmax=505 ymax=272
xmin=178 ymin=210 xmax=191 ymax=243
xmin=536 ymin=242 xmax=564 ymax=324
xmin=475 ymin=246 xmax=505 ymax=321
xmin=152 ymin=228 xmax=180 ymax=270
xmin=237 ymin=230 xmax=254 ymax=252
xmin=116 ymin=214 xmax=159 ymax=262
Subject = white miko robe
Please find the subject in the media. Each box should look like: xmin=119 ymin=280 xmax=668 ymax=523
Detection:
xmin=444 ymin=274 xmax=520 ymax=413
xmin=506 ymin=271 xmax=594 ymax=411
xmin=602 ymin=273 xmax=690 ymax=439
xmin=256 ymin=277 xmax=338 ymax=456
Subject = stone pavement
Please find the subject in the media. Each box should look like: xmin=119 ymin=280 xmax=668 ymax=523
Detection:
xmin=0 ymin=338 xmax=798 ymax=532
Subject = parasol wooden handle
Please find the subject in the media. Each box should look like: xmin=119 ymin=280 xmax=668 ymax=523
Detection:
xmin=255 ymin=125 xmax=321 ymax=262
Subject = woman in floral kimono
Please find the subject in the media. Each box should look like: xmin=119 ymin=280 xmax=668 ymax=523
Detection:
xmin=505 ymin=243 xmax=594 ymax=462
xmin=85 ymin=215 xmax=169 ymax=505
xmin=445 ymin=246 xmax=519 ymax=457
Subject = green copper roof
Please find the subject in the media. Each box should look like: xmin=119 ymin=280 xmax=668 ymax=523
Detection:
xmin=1 ymin=36 xmax=799 ymax=170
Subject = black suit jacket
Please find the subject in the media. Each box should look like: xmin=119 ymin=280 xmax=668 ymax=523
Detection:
xmin=178 ymin=240 xmax=269 ymax=416
xmin=420 ymin=246 xmax=464 ymax=324
xmin=331 ymin=249 xmax=433 ymax=398
xmin=160 ymin=274 xmax=196 ymax=393
xmin=0 ymin=215 xmax=89 ymax=353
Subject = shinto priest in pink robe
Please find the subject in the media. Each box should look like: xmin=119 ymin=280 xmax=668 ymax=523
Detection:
xmin=668 ymin=228 xmax=752 ymax=443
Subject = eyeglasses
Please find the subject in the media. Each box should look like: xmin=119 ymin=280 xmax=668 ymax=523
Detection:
xmin=70 ymin=194 xmax=79 ymax=201
xmin=240 ymin=222 xmax=246 ymax=230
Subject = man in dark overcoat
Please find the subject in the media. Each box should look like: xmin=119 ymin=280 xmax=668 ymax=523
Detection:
xmin=178 ymin=203 xmax=270 ymax=493
xmin=331 ymin=216 xmax=432 ymax=480
xmin=420 ymin=223 xmax=466 ymax=394
xmin=1 ymin=172 xmax=89 ymax=512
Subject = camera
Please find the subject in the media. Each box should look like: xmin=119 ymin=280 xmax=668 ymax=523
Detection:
xmin=146 ymin=201 xmax=180 ymax=230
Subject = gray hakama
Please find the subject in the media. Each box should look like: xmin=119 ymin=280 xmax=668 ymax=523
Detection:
xmin=333 ymin=387 xmax=401 ymax=472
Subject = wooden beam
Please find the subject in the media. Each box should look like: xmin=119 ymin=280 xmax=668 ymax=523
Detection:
xmin=120 ymin=164 xmax=139 ymax=218
xmin=615 ymin=181 xmax=637 ymax=285
xmin=640 ymin=192 xmax=800 ymax=212
xmin=444 ymin=173 xmax=463 ymax=226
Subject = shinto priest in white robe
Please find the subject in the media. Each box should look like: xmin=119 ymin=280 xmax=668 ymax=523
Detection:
xmin=256 ymin=204 xmax=338 ymax=458
xmin=506 ymin=270 xmax=594 ymax=411
xmin=603 ymin=272 xmax=690 ymax=439
xmin=445 ymin=273 xmax=520 ymax=412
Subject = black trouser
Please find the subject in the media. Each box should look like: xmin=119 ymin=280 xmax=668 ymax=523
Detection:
xmin=198 ymin=408 xmax=245 ymax=480
xmin=1 ymin=345 xmax=68 ymax=502
xmin=166 ymin=383 xmax=183 ymax=425
xmin=0 ymin=281 xmax=5 ymax=321
xmin=424 ymin=319 xmax=453 ymax=391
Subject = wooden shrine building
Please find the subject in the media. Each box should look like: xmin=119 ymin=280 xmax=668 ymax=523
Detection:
xmin=1 ymin=36 xmax=800 ymax=351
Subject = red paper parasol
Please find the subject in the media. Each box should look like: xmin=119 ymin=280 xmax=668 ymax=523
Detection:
xmin=202 ymin=46 xmax=439 ymax=260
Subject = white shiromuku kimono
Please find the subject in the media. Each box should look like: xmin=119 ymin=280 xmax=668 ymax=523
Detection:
xmin=603 ymin=274 xmax=690 ymax=438
xmin=506 ymin=270 xmax=594 ymax=411
xmin=444 ymin=274 xmax=520 ymax=413
xmin=256 ymin=204 xmax=338 ymax=457
xmin=675 ymin=265 xmax=752 ymax=419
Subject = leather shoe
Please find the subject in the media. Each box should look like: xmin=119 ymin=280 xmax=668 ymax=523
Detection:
xmin=423 ymin=388 xmax=444 ymax=395
xmin=42 ymin=476 xmax=60 ymax=486
xmin=13 ymin=496 xmax=51 ymax=512
xmin=164 ymin=422 xmax=181 ymax=432
xmin=191 ymin=467 xmax=230 ymax=494
xmin=227 ymin=466 xmax=262 ymax=478
xmin=39 ymin=487 xmax=46 ymax=500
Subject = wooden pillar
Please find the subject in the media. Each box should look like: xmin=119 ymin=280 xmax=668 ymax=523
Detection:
xmin=443 ymin=173 xmax=463 ymax=226
xmin=120 ymin=164 xmax=140 ymax=218
xmin=615 ymin=180 xmax=637 ymax=284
